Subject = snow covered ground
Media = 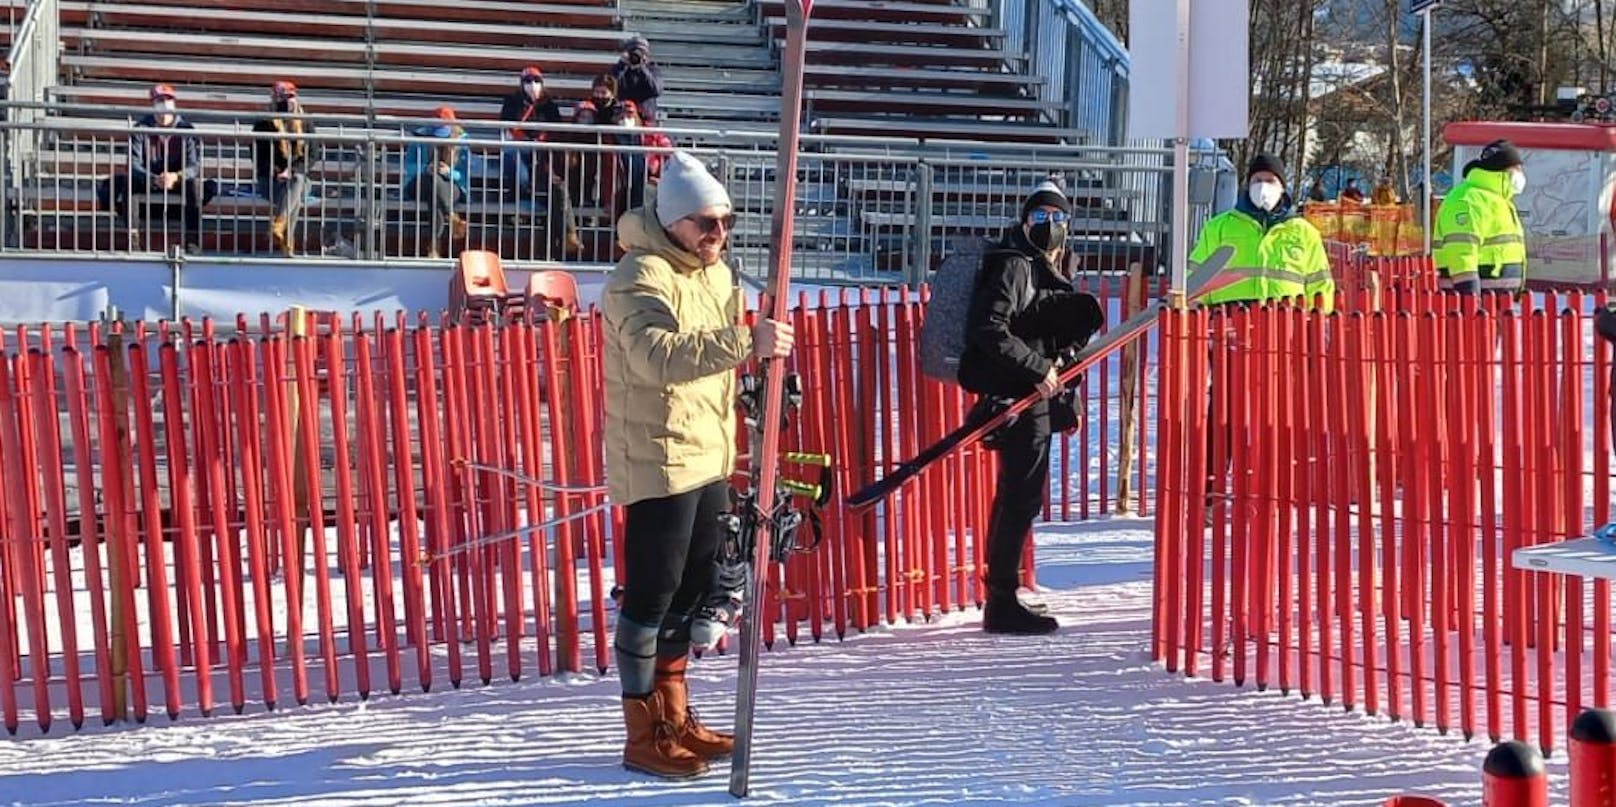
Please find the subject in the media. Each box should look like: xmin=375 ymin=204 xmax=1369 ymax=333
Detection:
xmin=0 ymin=517 xmax=1559 ymax=807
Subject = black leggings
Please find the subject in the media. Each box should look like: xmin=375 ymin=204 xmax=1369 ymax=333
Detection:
xmin=618 ymin=480 xmax=730 ymax=653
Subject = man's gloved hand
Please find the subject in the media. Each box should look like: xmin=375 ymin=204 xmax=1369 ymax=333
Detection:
xmin=1048 ymin=390 xmax=1083 ymax=434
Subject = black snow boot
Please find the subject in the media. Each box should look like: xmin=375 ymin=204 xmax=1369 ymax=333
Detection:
xmin=983 ymin=593 xmax=1058 ymax=635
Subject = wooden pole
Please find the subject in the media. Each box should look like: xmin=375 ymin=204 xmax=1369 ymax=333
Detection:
xmin=105 ymin=320 xmax=135 ymax=722
xmin=1116 ymin=263 xmax=1147 ymax=513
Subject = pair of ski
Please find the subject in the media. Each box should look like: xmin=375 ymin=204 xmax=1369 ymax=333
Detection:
xmin=731 ymin=0 xmax=1236 ymax=791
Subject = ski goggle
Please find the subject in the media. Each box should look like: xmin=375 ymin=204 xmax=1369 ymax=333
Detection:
xmin=1028 ymin=209 xmax=1069 ymax=224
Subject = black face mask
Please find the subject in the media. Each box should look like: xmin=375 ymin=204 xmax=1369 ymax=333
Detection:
xmin=1027 ymin=220 xmax=1067 ymax=252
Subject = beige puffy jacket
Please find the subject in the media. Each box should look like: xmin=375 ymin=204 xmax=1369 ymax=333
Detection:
xmin=601 ymin=195 xmax=754 ymax=506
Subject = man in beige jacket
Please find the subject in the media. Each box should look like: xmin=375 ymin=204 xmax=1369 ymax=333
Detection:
xmin=602 ymin=151 xmax=793 ymax=779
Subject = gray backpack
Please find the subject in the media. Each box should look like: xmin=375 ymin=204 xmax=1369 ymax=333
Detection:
xmin=920 ymin=234 xmax=1025 ymax=383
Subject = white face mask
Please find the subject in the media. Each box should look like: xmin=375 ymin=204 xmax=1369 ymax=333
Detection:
xmin=1248 ymin=180 xmax=1283 ymax=211
xmin=153 ymin=99 xmax=176 ymax=113
xmin=620 ymin=119 xmax=638 ymax=128
xmin=1510 ymin=170 xmax=1527 ymax=195
xmin=523 ymin=81 xmax=542 ymax=100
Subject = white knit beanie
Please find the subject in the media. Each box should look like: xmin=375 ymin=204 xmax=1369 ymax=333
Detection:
xmin=655 ymin=151 xmax=732 ymax=229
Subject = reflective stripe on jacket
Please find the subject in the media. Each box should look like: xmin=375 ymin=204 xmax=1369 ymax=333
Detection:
xmin=1433 ymin=167 xmax=1525 ymax=293
xmin=1188 ymin=207 xmax=1335 ymax=312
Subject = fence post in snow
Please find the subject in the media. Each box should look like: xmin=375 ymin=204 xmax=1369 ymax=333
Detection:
xmin=1482 ymin=740 xmax=1547 ymax=807
xmin=103 ymin=317 xmax=133 ymax=723
xmin=1114 ymin=262 xmax=1146 ymax=513
xmin=1571 ymin=707 xmax=1616 ymax=807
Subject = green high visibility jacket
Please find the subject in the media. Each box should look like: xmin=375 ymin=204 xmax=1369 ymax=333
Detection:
xmin=1433 ymin=167 xmax=1525 ymax=293
xmin=1188 ymin=205 xmax=1335 ymax=313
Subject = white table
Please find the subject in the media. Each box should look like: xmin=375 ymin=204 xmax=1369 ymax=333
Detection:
xmin=1512 ymin=538 xmax=1616 ymax=582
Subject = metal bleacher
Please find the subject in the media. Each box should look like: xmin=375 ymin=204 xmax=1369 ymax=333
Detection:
xmin=1 ymin=0 xmax=1163 ymax=282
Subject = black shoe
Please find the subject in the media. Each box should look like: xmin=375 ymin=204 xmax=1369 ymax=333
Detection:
xmin=983 ymin=595 xmax=1058 ymax=635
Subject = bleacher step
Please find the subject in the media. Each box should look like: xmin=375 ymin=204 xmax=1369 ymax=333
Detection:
xmin=622 ymin=18 xmax=764 ymax=47
xmin=621 ymin=0 xmax=752 ymax=23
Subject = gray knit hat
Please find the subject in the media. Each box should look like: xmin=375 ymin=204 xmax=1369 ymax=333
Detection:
xmin=655 ymin=151 xmax=733 ymax=228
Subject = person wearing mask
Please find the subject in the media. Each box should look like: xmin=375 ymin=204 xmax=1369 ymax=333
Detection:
xmin=1433 ymin=139 xmax=1527 ymax=296
xmin=100 ymin=83 xmax=214 ymax=253
xmin=590 ymin=73 xmax=623 ymax=131
xmin=498 ymin=65 xmax=564 ymax=199
xmin=497 ymin=65 xmax=580 ymax=256
xmin=609 ymin=35 xmax=664 ymax=123
xmin=956 ymin=179 xmax=1106 ymax=636
xmin=402 ymin=105 xmax=470 ymax=259
xmin=251 ymin=80 xmax=317 ymax=257
xmin=602 ymin=151 xmax=794 ymax=778
xmin=1190 ymin=154 xmax=1333 ymax=523
xmin=612 ymin=100 xmax=673 ymax=216
xmin=1190 ymin=154 xmax=1334 ymax=312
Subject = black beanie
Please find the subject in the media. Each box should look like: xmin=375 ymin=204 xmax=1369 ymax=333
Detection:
xmin=1474 ymin=139 xmax=1524 ymax=173
xmin=1246 ymin=153 xmax=1286 ymax=185
xmin=1021 ymin=179 xmax=1072 ymax=219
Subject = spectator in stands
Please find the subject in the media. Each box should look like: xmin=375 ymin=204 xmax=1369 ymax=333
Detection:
xmin=539 ymin=98 xmax=610 ymax=261
xmin=610 ymin=35 xmax=664 ymax=123
xmin=498 ymin=65 xmax=563 ymax=199
xmin=98 ymin=83 xmax=216 ymax=254
xmin=1306 ymin=178 xmax=1327 ymax=203
xmin=251 ymin=80 xmax=317 ymax=257
xmin=402 ymin=105 xmax=470 ymax=259
xmin=1339 ymin=177 xmax=1365 ymax=203
xmin=592 ymin=74 xmax=624 ymax=128
xmin=603 ymin=151 xmax=793 ymax=779
xmin=613 ymin=100 xmax=674 ymax=215
xmin=497 ymin=65 xmax=581 ymax=257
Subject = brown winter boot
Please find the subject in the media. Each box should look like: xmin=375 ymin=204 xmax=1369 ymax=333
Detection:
xmin=270 ymin=215 xmax=292 ymax=257
xmin=450 ymin=213 xmax=469 ymax=241
xmin=655 ymin=655 xmax=734 ymax=760
xmin=621 ymin=691 xmax=709 ymax=779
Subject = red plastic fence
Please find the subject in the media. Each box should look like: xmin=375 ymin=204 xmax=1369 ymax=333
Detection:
xmin=1154 ymin=291 xmax=1616 ymax=757
xmin=0 ymin=282 xmax=1158 ymax=733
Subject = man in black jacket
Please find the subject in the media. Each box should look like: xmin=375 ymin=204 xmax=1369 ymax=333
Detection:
xmin=98 ymin=83 xmax=215 ymax=253
xmin=958 ymin=180 xmax=1106 ymax=635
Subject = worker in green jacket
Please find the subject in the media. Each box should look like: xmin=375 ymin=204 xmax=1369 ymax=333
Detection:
xmin=1190 ymin=154 xmax=1335 ymax=523
xmin=1189 ymin=153 xmax=1335 ymax=313
xmin=1433 ymin=139 xmax=1527 ymax=295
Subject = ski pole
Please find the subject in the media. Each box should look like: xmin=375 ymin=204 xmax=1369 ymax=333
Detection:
xmin=450 ymin=457 xmax=612 ymax=495
xmin=414 ymin=502 xmax=613 ymax=565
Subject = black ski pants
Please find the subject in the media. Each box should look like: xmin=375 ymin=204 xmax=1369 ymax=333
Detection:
xmin=984 ymin=399 xmax=1051 ymax=598
xmin=618 ymin=480 xmax=728 ymax=658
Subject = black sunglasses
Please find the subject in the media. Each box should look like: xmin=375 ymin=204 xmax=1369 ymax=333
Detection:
xmin=688 ymin=213 xmax=736 ymax=234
